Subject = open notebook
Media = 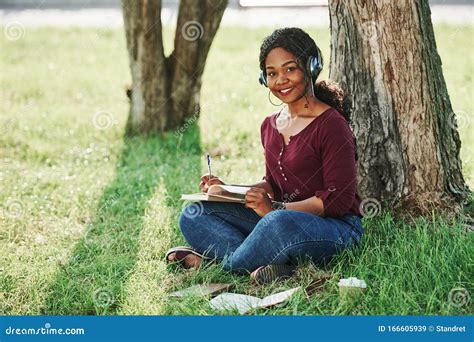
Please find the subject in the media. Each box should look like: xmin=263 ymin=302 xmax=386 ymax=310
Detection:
xmin=180 ymin=185 xmax=251 ymax=204
xmin=210 ymin=287 xmax=301 ymax=314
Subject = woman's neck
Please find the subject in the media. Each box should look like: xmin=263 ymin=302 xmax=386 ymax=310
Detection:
xmin=287 ymin=92 xmax=323 ymax=118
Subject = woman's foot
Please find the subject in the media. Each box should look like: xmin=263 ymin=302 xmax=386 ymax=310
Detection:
xmin=165 ymin=246 xmax=210 ymax=269
xmin=167 ymin=251 xmax=202 ymax=269
xmin=250 ymin=264 xmax=297 ymax=285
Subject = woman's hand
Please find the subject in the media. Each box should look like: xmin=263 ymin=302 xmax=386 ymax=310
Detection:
xmin=200 ymin=174 xmax=226 ymax=193
xmin=245 ymin=187 xmax=273 ymax=217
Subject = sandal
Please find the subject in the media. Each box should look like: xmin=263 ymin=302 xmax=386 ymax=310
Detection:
xmin=250 ymin=264 xmax=297 ymax=285
xmin=165 ymin=246 xmax=211 ymax=269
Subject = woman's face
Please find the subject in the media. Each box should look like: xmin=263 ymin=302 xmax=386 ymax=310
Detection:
xmin=264 ymin=47 xmax=309 ymax=104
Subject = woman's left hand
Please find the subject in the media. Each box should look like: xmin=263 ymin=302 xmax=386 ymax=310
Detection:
xmin=245 ymin=187 xmax=273 ymax=217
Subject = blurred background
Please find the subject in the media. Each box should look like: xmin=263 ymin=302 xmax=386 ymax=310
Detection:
xmin=0 ymin=0 xmax=472 ymax=27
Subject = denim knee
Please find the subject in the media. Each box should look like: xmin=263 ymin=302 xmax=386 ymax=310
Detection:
xmin=178 ymin=202 xmax=205 ymax=238
xmin=256 ymin=209 xmax=311 ymax=240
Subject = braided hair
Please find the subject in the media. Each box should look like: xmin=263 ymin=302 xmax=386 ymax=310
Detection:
xmin=259 ymin=27 xmax=352 ymax=123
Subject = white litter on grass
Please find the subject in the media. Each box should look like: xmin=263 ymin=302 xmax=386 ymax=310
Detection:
xmin=210 ymin=287 xmax=301 ymax=314
xmin=338 ymin=277 xmax=367 ymax=289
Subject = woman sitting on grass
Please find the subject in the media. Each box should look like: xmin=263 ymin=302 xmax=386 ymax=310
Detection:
xmin=166 ymin=27 xmax=364 ymax=284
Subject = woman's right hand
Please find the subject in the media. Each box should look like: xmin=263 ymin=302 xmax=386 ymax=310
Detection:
xmin=200 ymin=174 xmax=226 ymax=193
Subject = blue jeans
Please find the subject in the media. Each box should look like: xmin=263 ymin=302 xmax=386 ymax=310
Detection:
xmin=178 ymin=201 xmax=364 ymax=274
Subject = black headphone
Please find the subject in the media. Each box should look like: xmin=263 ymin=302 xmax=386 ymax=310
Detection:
xmin=258 ymin=52 xmax=323 ymax=89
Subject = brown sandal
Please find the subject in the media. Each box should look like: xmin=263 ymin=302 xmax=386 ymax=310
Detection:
xmin=165 ymin=246 xmax=211 ymax=269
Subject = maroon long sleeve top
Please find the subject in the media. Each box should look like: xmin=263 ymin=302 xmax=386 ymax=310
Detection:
xmin=260 ymin=107 xmax=362 ymax=218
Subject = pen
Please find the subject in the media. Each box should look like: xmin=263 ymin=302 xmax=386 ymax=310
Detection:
xmin=207 ymin=154 xmax=212 ymax=181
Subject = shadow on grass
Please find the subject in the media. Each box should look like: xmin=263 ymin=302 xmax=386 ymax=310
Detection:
xmin=43 ymin=124 xmax=202 ymax=314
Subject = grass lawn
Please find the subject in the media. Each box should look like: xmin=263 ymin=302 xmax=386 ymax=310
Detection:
xmin=0 ymin=24 xmax=472 ymax=315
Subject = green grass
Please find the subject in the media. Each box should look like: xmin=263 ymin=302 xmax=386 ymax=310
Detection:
xmin=0 ymin=24 xmax=473 ymax=315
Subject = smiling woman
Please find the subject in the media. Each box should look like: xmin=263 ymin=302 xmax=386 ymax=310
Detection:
xmin=166 ymin=27 xmax=364 ymax=284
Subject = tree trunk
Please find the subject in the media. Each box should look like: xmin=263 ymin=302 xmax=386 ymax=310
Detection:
xmin=328 ymin=0 xmax=471 ymax=216
xmin=122 ymin=0 xmax=227 ymax=135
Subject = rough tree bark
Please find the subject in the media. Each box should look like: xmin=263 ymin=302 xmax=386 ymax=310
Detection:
xmin=122 ymin=0 xmax=227 ymax=135
xmin=328 ymin=0 xmax=471 ymax=216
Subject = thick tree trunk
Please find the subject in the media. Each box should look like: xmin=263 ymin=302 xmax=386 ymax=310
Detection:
xmin=122 ymin=0 xmax=166 ymax=134
xmin=122 ymin=0 xmax=227 ymax=135
xmin=328 ymin=0 xmax=471 ymax=215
